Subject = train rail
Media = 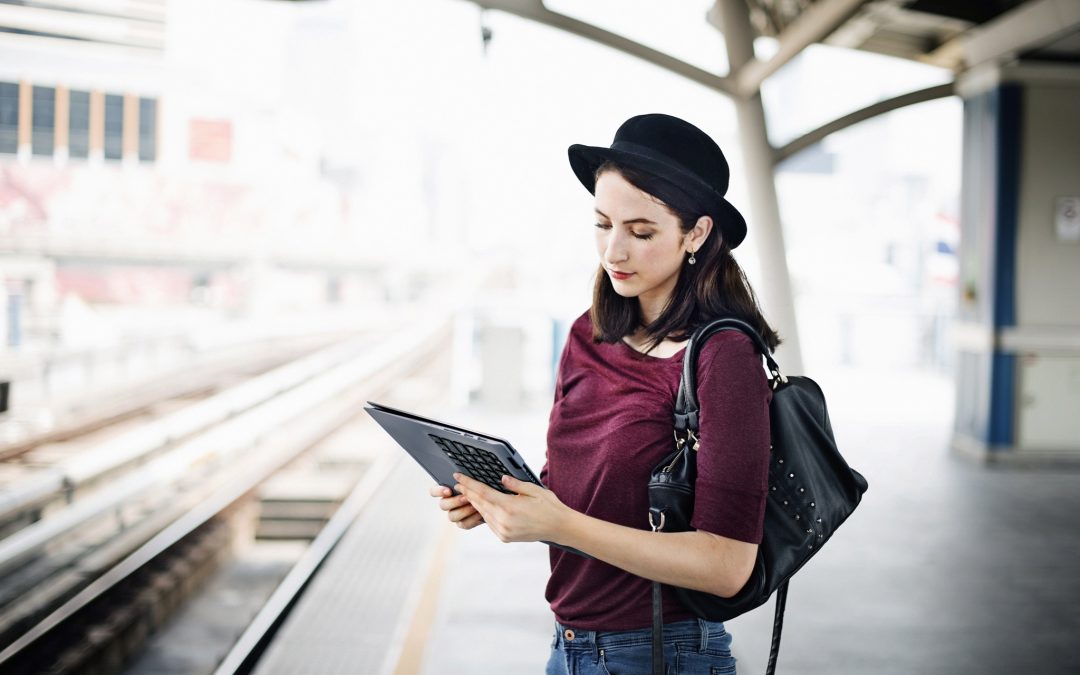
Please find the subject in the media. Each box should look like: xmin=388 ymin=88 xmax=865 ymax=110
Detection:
xmin=0 ymin=315 xmax=371 ymax=461
xmin=0 ymin=316 xmax=450 ymax=674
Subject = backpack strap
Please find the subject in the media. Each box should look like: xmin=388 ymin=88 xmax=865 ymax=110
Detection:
xmin=674 ymin=317 xmax=782 ymax=433
xmin=660 ymin=316 xmax=790 ymax=675
xmin=651 ymin=581 xmax=664 ymax=675
xmin=766 ymin=582 xmax=789 ymax=675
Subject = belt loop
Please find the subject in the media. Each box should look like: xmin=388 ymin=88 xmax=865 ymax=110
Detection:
xmin=698 ymin=618 xmax=709 ymax=653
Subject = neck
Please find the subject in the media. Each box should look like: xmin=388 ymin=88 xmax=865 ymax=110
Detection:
xmin=637 ymin=291 xmax=668 ymax=326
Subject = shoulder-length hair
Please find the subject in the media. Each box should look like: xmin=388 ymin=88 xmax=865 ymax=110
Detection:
xmin=589 ymin=161 xmax=781 ymax=354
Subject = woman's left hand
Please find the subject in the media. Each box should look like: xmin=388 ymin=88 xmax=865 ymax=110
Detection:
xmin=452 ymin=472 xmax=572 ymax=544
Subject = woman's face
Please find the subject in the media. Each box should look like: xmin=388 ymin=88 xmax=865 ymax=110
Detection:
xmin=593 ymin=169 xmax=707 ymax=321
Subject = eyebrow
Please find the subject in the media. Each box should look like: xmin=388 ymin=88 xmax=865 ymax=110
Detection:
xmin=594 ymin=208 xmax=657 ymax=226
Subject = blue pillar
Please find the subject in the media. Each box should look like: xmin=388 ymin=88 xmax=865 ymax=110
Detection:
xmin=985 ymin=84 xmax=1021 ymax=449
xmin=954 ymin=82 xmax=1021 ymax=457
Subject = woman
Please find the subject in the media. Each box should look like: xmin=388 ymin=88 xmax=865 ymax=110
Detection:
xmin=430 ymin=113 xmax=778 ymax=674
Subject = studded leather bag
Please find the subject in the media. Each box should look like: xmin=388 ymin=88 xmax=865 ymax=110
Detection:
xmin=646 ymin=317 xmax=868 ymax=675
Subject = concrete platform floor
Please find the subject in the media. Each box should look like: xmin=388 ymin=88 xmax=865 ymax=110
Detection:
xmin=418 ymin=367 xmax=1080 ymax=674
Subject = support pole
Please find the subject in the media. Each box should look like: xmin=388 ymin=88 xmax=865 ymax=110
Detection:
xmin=716 ymin=0 xmax=804 ymax=373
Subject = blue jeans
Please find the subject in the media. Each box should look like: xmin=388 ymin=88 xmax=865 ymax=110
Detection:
xmin=545 ymin=618 xmax=736 ymax=675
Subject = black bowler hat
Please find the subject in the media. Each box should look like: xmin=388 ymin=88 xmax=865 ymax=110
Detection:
xmin=567 ymin=113 xmax=747 ymax=249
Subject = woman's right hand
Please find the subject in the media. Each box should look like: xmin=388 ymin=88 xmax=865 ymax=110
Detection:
xmin=430 ymin=484 xmax=485 ymax=530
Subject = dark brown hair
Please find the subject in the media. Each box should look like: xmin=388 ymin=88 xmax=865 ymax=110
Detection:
xmin=589 ymin=161 xmax=780 ymax=354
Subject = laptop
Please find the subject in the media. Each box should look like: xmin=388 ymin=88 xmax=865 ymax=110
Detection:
xmin=364 ymin=400 xmax=545 ymax=496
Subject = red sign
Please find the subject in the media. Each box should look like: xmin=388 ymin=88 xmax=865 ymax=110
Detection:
xmin=189 ymin=119 xmax=232 ymax=163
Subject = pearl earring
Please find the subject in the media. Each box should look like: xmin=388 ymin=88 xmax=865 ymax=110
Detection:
xmin=688 ymin=250 xmax=697 ymax=265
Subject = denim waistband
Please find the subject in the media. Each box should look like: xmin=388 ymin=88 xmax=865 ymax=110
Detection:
xmin=553 ymin=618 xmax=726 ymax=653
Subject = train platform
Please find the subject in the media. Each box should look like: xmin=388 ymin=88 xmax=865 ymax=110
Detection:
xmin=252 ymin=366 xmax=1080 ymax=675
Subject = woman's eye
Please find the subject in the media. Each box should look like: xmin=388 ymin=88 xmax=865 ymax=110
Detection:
xmin=593 ymin=222 xmax=652 ymax=240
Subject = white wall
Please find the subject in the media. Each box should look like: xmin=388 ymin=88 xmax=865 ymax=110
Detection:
xmin=1016 ymin=78 xmax=1080 ymax=328
xmin=1013 ymin=67 xmax=1080 ymax=454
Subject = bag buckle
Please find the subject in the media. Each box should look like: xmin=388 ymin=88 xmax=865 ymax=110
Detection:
xmin=649 ymin=509 xmax=666 ymax=532
xmin=673 ymin=429 xmax=700 ymax=451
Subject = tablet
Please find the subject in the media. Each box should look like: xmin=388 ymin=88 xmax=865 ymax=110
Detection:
xmin=364 ymin=400 xmax=544 ymax=496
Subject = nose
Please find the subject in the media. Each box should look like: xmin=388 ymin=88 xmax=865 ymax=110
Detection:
xmin=602 ymin=228 xmax=630 ymax=266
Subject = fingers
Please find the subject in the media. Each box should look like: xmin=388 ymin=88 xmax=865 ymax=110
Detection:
xmin=453 ymin=472 xmax=477 ymax=489
xmin=447 ymin=502 xmax=478 ymax=521
xmin=455 ymin=475 xmax=502 ymax=523
xmin=452 ymin=473 xmax=539 ymax=497
xmin=456 ymin=511 xmax=485 ymax=530
xmin=430 ymin=482 xmax=487 ymax=530
xmin=454 ymin=472 xmax=504 ymax=502
xmin=448 ymin=474 xmax=563 ymax=543
xmin=429 ymin=484 xmax=453 ymax=498
xmin=437 ymin=493 xmax=472 ymax=512
xmin=453 ymin=473 xmax=498 ymax=521
xmin=499 ymin=474 xmax=542 ymax=496
xmin=453 ymin=473 xmax=488 ymax=503
xmin=431 ymin=483 xmax=471 ymax=515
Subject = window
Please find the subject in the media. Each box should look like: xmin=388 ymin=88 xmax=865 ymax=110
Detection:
xmin=31 ymin=86 xmax=55 ymax=156
xmin=68 ymin=89 xmax=90 ymax=160
xmin=138 ymin=97 xmax=156 ymax=162
xmin=104 ymin=93 xmax=123 ymax=160
xmin=0 ymin=82 xmax=18 ymax=154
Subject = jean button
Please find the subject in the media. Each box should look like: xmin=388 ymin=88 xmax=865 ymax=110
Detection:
xmin=564 ymin=629 xmax=575 ymax=641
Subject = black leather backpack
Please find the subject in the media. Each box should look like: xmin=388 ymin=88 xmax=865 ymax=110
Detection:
xmin=647 ymin=317 xmax=869 ymax=675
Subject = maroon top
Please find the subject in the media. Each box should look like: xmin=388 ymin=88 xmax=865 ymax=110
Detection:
xmin=542 ymin=311 xmax=772 ymax=630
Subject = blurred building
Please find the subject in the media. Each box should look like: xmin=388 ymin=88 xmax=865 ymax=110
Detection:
xmin=0 ymin=0 xmax=412 ymax=353
xmin=1 ymin=1 xmax=162 ymax=346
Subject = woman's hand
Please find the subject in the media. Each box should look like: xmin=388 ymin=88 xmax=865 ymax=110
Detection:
xmin=430 ymin=483 xmax=485 ymax=530
xmin=446 ymin=475 xmax=756 ymax=597
xmin=452 ymin=472 xmax=572 ymax=544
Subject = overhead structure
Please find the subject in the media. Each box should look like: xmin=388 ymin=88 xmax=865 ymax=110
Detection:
xmin=462 ymin=0 xmax=1080 ymax=463
xmin=464 ymin=1 xmax=1080 ymax=166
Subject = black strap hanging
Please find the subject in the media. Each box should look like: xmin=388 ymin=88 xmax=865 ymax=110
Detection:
xmin=651 ymin=581 xmax=664 ymax=675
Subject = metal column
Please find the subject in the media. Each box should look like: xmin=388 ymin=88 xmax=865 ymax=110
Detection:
xmin=716 ymin=0 xmax=804 ymax=374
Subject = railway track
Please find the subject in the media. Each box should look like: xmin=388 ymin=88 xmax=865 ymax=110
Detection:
xmin=0 ymin=325 xmax=358 ymax=463
xmin=0 ymin=317 xmax=451 ymax=674
xmin=0 ymin=333 xmax=344 ymax=543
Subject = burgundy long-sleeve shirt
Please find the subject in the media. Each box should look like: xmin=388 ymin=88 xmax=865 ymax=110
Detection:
xmin=542 ymin=311 xmax=772 ymax=630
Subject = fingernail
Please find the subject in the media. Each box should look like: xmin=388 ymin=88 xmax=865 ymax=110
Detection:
xmin=501 ymin=475 xmax=511 ymax=483
xmin=453 ymin=472 xmax=462 ymax=480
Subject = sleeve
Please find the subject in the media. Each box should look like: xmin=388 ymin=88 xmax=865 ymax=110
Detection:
xmin=689 ymin=332 xmax=772 ymax=544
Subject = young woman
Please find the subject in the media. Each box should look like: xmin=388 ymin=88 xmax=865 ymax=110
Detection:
xmin=430 ymin=113 xmax=778 ymax=674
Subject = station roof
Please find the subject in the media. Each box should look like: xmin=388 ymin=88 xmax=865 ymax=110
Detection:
xmin=752 ymin=0 xmax=1080 ymax=70
xmin=466 ymin=0 xmax=1080 ymax=99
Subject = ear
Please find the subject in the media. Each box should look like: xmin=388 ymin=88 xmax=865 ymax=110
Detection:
xmin=686 ymin=215 xmax=714 ymax=252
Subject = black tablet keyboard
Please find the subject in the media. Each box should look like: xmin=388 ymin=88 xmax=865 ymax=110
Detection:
xmin=428 ymin=434 xmax=515 ymax=494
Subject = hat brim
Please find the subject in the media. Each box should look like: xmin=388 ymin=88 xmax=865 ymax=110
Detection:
xmin=568 ymin=143 xmax=747 ymax=249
